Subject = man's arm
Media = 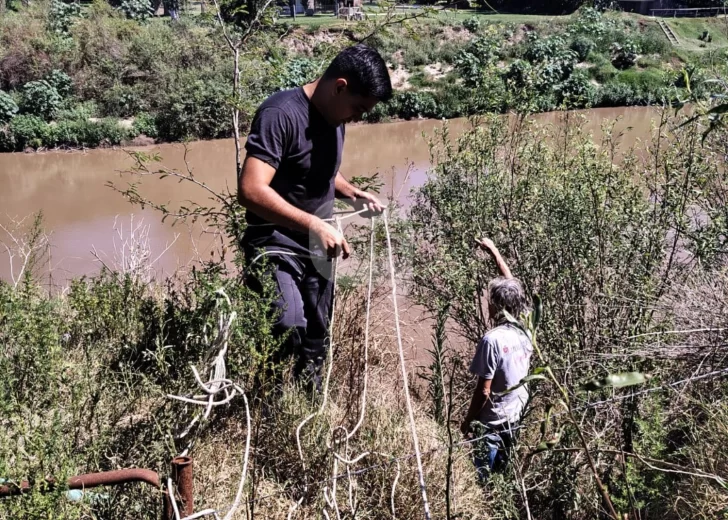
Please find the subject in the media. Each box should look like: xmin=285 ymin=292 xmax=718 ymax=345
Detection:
xmin=461 ymin=377 xmax=493 ymax=435
xmin=335 ymin=172 xmax=385 ymax=215
xmin=475 ymin=237 xmax=513 ymax=279
xmin=238 ymin=157 xmax=350 ymax=258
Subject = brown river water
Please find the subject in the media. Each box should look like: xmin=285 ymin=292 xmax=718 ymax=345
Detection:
xmin=0 ymin=106 xmax=659 ymax=287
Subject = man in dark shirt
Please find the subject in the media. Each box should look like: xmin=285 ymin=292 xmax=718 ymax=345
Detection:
xmin=238 ymin=44 xmax=392 ymax=387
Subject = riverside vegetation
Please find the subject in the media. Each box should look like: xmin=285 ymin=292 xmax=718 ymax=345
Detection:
xmin=0 ymin=1 xmax=725 ymax=151
xmin=2 ymin=102 xmax=728 ymax=518
xmin=2 ymin=1 xmax=728 ymax=519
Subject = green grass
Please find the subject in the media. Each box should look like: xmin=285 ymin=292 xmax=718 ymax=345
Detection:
xmin=664 ymin=17 xmax=728 ymax=50
xmin=280 ymin=9 xmax=569 ymax=28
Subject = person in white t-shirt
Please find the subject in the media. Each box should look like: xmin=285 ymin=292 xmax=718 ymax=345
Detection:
xmin=461 ymin=237 xmax=533 ymax=481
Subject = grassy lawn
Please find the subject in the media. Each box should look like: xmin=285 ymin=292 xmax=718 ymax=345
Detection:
xmin=664 ymin=17 xmax=728 ymax=50
xmin=281 ymin=8 xmax=569 ymax=28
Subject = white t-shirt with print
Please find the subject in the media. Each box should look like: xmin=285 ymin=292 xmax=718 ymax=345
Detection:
xmin=469 ymin=323 xmax=533 ymax=427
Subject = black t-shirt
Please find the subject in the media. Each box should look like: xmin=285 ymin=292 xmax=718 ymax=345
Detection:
xmin=243 ymin=87 xmax=345 ymax=255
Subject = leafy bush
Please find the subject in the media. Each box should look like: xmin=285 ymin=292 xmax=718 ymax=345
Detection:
xmin=430 ymin=85 xmax=474 ymax=119
xmin=48 ymin=0 xmax=82 ymax=35
xmin=155 ymin=80 xmax=232 ymax=141
xmin=133 ymin=111 xmax=158 ymax=138
xmin=392 ymin=91 xmax=437 ymax=120
xmin=594 ymin=81 xmax=636 ymax=106
xmin=100 ymin=84 xmax=147 ymax=118
xmin=8 ymin=114 xmax=54 ymax=150
xmin=454 ymin=36 xmax=501 ymax=88
xmin=568 ymin=7 xmax=613 ymax=39
xmin=55 ymin=100 xmax=99 ymax=121
xmin=556 ymin=69 xmax=596 ymax=108
xmin=524 ymin=34 xmax=577 ymax=85
xmin=45 ymin=69 xmax=73 ymax=98
xmin=611 ymin=41 xmax=640 ymax=70
xmin=118 ymin=0 xmax=154 ymax=20
xmin=0 ymin=90 xmax=18 ymax=124
xmin=589 ymin=63 xmax=618 ymax=84
xmin=462 ymin=17 xmax=481 ymax=33
xmin=635 ymin=28 xmax=670 ymax=55
xmin=20 ymin=80 xmax=62 ymax=120
xmin=570 ymin=36 xmax=595 ymax=62
xmin=53 ymin=118 xmax=130 ymax=148
xmin=275 ymin=57 xmax=322 ymax=90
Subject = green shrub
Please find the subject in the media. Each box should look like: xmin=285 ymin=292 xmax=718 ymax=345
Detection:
xmin=431 ymin=85 xmax=474 ymax=119
xmin=100 ymin=84 xmax=148 ymax=118
xmin=55 ymin=100 xmax=99 ymax=121
xmin=462 ymin=17 xmax=481 ymax=33
xmin=590 ymin=61 xmax=618 ymax=83
xmin=570 ymin=36 xmax=595 ymax=62
xmin=118 ymin=0 xmax=154 ymax=20
xmin=9 ymin=115 xmax=54 ymax=150
xmin=611 ymin=41 xmax=640 ymax=70
xmin=20 ymin=80 xmax=62 ymax=121
xmin=557 ymin=69 xmax=596 ymax=108
xmin=53 ymin=118 xmax=130 ymax=148
xmin=635 ymin=28 xmax=670 ymax=56
xmin=392 ymin=91 xmax=437 ymax=120
xmin=155 ymin=80 xmax=232 ymax=141
xmin=275 ymin=57 xmax=322 ymax=90
xmin=523 ymin=34 xmax=577 ymax=85
xmin=595 ymin=81 xmax=636 ymax=106
xmin=568 ymin=7 xmax=614 ymax=40
xmin=454 ymin=36 xmax=501 ymax=88
xmin=48 ymin=0 xmax=82 ymax=35
xmin=0 ymin=90 xmax=19 ymax=125
xmin=45 ymin=69 xmax=73 ymax=98
xmin=133 ymin=112 xmax=158 ymax=138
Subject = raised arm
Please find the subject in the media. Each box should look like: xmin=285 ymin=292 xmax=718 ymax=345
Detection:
xmin=475 ymin=237 xmax=513 ymax=279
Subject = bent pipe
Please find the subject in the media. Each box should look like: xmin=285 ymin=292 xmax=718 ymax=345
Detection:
xmin=0 ymin=468 xmax=161 ymax=497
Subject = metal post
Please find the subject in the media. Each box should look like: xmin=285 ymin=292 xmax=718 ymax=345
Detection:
xmin=171 ymin=456 xmax=194 ymax=517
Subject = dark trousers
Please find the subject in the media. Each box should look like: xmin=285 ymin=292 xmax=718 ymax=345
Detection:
xmin=246 ymin=251 xmax=334 ymax=385
xmin=471 ymin=421 xmax=518 ymax=483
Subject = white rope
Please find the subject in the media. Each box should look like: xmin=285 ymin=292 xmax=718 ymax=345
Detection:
xmin=166 ymin=288 xmax=252 ymax=520
xmin=289 ymin=217 xmax=343 ymax=520
xmin=382 ymin=210 xmax=432 ymax=520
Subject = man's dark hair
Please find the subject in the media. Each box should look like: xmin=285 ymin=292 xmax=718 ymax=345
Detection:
xmin=322 ymin=44 xmax=393 ymax=102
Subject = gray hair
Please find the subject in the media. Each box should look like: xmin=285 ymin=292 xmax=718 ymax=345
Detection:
xmin=488 ymin=277 xmax=529 ymax=322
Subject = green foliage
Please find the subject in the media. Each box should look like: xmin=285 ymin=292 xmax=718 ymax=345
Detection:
xmin=0 ymin=115 xmax=132 ymax=151
xmin=634 ymin=27 xmax=670 ymax=55
xmin=611 ymin=40 xmax=640 ymax=70
xmin=0 ymin=89 xmax=18 ymax=124
xmin=454 ymin=35 xmax=501 ymax=89
xmin=100 ymin=84 xmax=147 ymax=118
xmin=53 ymin=118 xmax=131 ymax=148
xmin=570 ymin=35 xmax=595 ymax=62
xmin=392 ymin=90 xmax=437 ymax=120
xmin=462 ymin=17 xmax=481 ymax=33
xmin=48 ymin=0 xmax=82 ymax=35
xmin=523 ymin=34 xmax=577 ymax=87
xmin=132 ymin=111 xmax=158 ymax=138
xmin=45 ymin=69 xmax=73 ymax=98
xmin=118 ymin=0 xmax=154 ymax=20
xmin=274 ymin=56 xmax=322 ymax=90
xmin=568 ymin=7 xmax=614 ymax=40
xmin=155 ymin=80 xmax=232 ymax=141
xmin=8 ymin=114 xmax=53 ymax=149
xmin=556 ymin=69 xmax=596 ymax=108
xmin=20 ymin=80 xmax=62 ymax=120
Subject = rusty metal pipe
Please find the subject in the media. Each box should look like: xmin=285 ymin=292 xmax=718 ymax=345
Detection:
xmin=0 ymin=468 xmax=161 ymax=497
xmin=171 ymin=456 xmax=193 ymax=517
